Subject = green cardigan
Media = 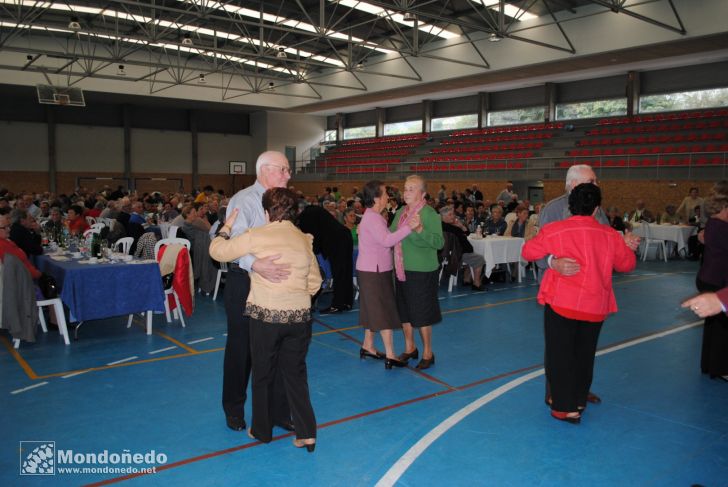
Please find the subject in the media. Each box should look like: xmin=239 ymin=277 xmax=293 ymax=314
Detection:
xmin=390 ymin=204 xmax=444 ymax=272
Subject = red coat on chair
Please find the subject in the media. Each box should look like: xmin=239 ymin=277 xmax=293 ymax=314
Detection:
xmin=157 ymin=244 xmax=194 ymax=317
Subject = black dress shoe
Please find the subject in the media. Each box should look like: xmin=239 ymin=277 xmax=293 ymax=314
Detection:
xmin=274 ymin=421 xmax=295 ymax=432
xmin=415 ymin=354 xmax=435 ymax=370
xmin=226 ymin=416 xmax=246 ymax=431
xmin=471 ymin=283 xmax=486 ymax=292
xmin=586 ymin=392 xmax=602 ymax=404
xmin=384 ymin=358 xmax=408 ymax=369
xmin=319 ymin=304 xmax=352 ymax=314
xmin=397 ymin=348 xmax=419 ymax=362
xmin=360 ymin=348 xmax=385 ymax=360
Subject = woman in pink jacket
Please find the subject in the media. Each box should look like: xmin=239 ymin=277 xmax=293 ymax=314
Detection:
xmin=522 ymin=183 xmax=636 ymax=424
xmin=357 ymin=180 xmax=421 ymax=369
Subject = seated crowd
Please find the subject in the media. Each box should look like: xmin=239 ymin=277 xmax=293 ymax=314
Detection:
xmin=0 ymin=178 xmax=706 ymax=309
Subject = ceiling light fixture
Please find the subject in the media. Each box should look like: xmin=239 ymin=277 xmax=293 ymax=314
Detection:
xmin=489 ymin=32 xmax=503 ymax=42
xmin=402 ymin=12 xmax=417 ymax=22
xmin=198 ymin=73 xmax=206 ymax=84
xmin=117 ymin=64 xmax=126 ymax=76
xmin=355 ymin=62 xmax=364 ymax=71
xmin=268 ymin=82 xmax=275 ymax=91
xmin=182 ymin=33 xmax=193 ymax=46
xmin=276 ymin=47 xmax=287 ymax=59
xmin=68 ymin=17 xmax=81 ymax=30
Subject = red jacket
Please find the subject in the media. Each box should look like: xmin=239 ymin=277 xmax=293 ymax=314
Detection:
xmin=522 ymin=215 xmax=636 ymax=320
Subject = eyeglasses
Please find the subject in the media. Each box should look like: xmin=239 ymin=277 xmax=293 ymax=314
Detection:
xmin=264 ymin=164 xmax=291 ymax=175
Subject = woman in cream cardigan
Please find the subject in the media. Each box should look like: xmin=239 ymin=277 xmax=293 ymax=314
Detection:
xmin=210 ymin=188 xmax=321 ymax=452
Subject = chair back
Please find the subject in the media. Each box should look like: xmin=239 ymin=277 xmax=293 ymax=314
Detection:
xmin=113 ymin=237 xmax=134 ymax=255
xmin=85 ymin=216 xmax=97 ymax=226
xmin=504 ymin=212 xmax=517 ymax=225
xmin=154 ymin=238 xmax=191 ymax=261
xmin=83 ymin=228 xmax=101 ymax=238
xmin=90 ymin=222 xmax=106 ymax=231
xmin=641 ymin=221 xmax=653 ymax=239
xmin=168 ymin=225 xmax=179 ymax=238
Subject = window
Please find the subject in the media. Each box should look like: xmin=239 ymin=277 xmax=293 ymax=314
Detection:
xmin=487 ymin=107 xmax=545 ymax=126
xmin=431 ymin=114 xmax=478 ymax=132
xmin=556 ymin=98 xmax=627 ymax=120
xmin=639 ymin=87 xmax=728 ymax=113
xmin=323 ymin=129 xmax=337 ymax=142
xmin=383 ymin=120 xmax=421 ymax=136
xmin=343 ymin=125 xmax=375 ymax=139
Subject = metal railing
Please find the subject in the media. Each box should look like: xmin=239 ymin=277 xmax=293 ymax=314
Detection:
xmin=292 ymin=152 xmax=727 ymax=181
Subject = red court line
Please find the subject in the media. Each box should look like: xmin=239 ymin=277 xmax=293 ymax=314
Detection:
xmin=313 ymin=318 xmax=458 ymax=391
xmin=84 ymin=362 xmax=537 ymax=486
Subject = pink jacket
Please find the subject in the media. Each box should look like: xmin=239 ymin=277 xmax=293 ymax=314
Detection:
xmin=356 ymin=208 xmax=412 ymax=272
xmin=522 ymin=215 xmax=636 ymax=317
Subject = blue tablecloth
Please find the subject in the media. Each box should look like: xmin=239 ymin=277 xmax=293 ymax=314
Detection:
xmin=34 ymin=255 xmax=166 ymax=322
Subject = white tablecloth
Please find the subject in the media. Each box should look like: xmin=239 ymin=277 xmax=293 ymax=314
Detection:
xmin=632 ymin=224 xmax=697 ymax=254
xmin=468 ymin=235 xmax=525 ymax=282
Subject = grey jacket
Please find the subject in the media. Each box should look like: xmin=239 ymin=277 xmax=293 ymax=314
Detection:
xmin=1 ymin=253 xmax=39 ymax=343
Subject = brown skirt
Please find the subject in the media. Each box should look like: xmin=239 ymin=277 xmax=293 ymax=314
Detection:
xmin=358 ymin=270 xmax=402 ymax=331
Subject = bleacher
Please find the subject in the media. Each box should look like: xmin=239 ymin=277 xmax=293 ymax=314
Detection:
xmin=308 ymin=109 xmax=728 ymax=175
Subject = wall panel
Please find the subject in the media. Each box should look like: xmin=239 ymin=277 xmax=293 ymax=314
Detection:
xmin=131 ymin=129 xmax=192 ymax=173
xmin=0 ymin=121 xmax=48 ymax=170
xmin=56 ymin=124 xmax=124 ymax=172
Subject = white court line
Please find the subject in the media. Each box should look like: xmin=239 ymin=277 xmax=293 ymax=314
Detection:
xmin=187 ymin=337 xmax=214 ymax=345
xmin=375 ymin=320 xmax=703 ymax=487
xmin=149 ymin=346 xmax=177 ymax=355
xmin=61 ymin=370 xmax=90 ymax=379
xmin=11 ymin=382 xmax=49 ymax=395
xmin=106 ymin=356 xmax=138 ymax=366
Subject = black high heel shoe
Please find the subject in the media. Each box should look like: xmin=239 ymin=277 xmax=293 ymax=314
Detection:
xmin=293 ymin=438 xmax=316 ymax=452
xmin=360 ymin=348 xmax=385 ymax=360
xmin=415 ymin=354 xmax=435 ymax=370
xmin=384 ymin=357 xmax=408 ymax=369
xmin=397 ymin=348 xmax=419 ymax=362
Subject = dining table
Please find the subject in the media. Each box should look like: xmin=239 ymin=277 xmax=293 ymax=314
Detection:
xmin=34 ymin=251 xmax=166 ymax=336
xmin=631 ymin=223 xmax=697 ymax=256
xmin=467 ymin=235 xmax=526 ymax=282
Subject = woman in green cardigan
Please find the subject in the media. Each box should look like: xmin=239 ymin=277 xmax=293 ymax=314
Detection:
xmin=390 ymin=175 xmax=445 ymax=370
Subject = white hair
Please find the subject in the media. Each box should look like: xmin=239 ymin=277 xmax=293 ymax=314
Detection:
xmin=255 ymin=151 xmax=287 ymax=177
xmin=565 ymin=164 xmax=594 ymax=192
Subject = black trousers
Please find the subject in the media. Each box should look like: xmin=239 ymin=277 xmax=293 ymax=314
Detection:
xmin=222 ymin=267 xmax=290 ymax=424
xmin=249 ymin=318 xmax=317 ymax=442
xmin=697 ymin=278 xmax=728 ymax=377
xmin=544 ymin=305 xmax=603 ymax=412
xmin=328 ymin=243 xmax=354 ymax=308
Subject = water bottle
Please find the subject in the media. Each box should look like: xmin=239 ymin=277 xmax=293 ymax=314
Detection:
xmin=623 ymin=212 xmax=629 ymax=222
xmin=476 ymin=224 xmax=483 ymax=238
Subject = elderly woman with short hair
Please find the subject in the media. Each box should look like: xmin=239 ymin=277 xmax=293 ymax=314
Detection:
xmin=390 ymin=175 xmax=444 ymax=370
xmin=357 ymin=180 xmax=420 ymax=369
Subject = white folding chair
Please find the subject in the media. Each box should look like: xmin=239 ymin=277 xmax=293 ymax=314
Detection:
xmin=37 ymin=298 xmax=70 ymax=345
xmin=113 ymin=237 xmax=134 ymax=255
xmin=212 ymin=262 xmax=228 ymax=300
xmin=168 ymin=225 xmax=179 ymax=238
xmin=640 ymin=222 xmax=668 ymax=262
xmin=85 ymin=216 xmax=97 ymax=226
xmin=90 ymin=222 xmax=106 ymax=231
xmin=83 ymin=228 xmax=101 ymax=238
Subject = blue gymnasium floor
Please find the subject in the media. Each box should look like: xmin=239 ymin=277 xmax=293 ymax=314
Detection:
xmin=2 ymin=260 xmax=728 ymax=487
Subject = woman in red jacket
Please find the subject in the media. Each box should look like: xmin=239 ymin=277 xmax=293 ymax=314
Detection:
xmin=522 ymin=183 xmax=636 ymax=424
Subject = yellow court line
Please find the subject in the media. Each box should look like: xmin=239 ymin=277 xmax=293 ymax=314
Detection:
xmin=13 ymin=273 xmax=672 ymax=381
xmin=0 ymin=335 xmax=39 ymax=380
xmin=152 ymin=330 xmax=199 ymax=354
